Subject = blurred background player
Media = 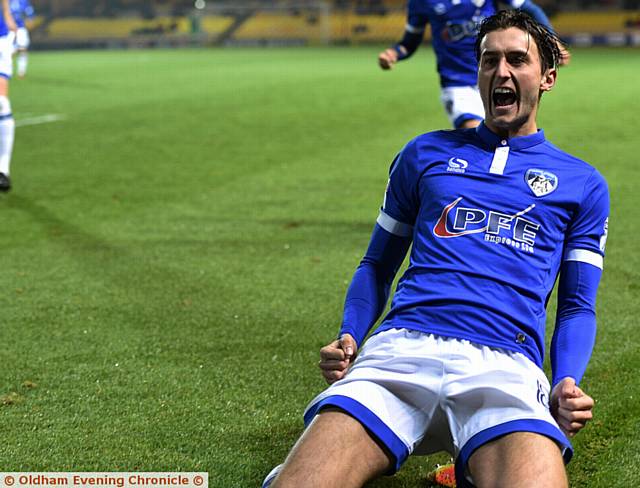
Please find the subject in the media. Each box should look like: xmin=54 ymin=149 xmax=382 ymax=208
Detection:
xmin=0 ymin=0 xmax=15 ymax=192
xmin=378 ymin=0 xmax=569 ymax=129
xmin=10 ymin=0 xmax=34 ymax=78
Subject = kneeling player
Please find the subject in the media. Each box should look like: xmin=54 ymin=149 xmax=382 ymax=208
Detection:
xmin=265 ymin=10 xmax=607 ymax=488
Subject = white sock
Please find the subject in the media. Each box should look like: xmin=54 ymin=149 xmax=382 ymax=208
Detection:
xmin=17 ymin=52 xmax=28 ymax=77
xmin=0 ymin=96 xmax=15 ymax=176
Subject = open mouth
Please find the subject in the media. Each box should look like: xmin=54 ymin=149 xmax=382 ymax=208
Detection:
xmin=492 ymin=87 xmax=518 ymax=108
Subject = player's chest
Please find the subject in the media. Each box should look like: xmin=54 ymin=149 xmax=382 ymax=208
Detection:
xmin=418 ymin=152 xmax=574 ymax=234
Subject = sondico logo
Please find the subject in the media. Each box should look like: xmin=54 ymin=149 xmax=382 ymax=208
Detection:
xmin=447 ymin=157 xmax=468 ymax=174
xmin=433 ymin=197 xmax=540 ymax=253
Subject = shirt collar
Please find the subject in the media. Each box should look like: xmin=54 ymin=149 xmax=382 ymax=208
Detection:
xmin=475 ymin=121 xmax=546 ymax=151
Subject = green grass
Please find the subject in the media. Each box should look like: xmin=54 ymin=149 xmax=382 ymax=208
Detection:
xmin=1 ymin=46 xmax=639 ymax=486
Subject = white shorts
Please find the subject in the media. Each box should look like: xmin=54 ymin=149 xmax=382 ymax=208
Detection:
xmin=0 ymin=35 xmax=12 ymax=78
xmin=14 ymin=27 xmax=30 ymax=50
xmin=304 ymin=329 xmax=571 ymax=487
xmin=440 ymin=85 xmax=484 ymax=128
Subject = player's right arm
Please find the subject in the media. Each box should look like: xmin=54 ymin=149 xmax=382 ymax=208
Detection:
xmin=320 ymin=140 xmax=422 ymax=383
xmin=319 ymin=225 xmax=412 ymax=384
xmin=378 ymin=3 xmax=429 ymax=70
xmin=2 ymin=0 xmax=16 ymax=31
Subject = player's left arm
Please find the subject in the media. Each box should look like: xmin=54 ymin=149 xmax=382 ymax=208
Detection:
xmin=549 ymin=260 xmax=600 ymax=437
xmin=550 ymin=168 xmax=609 ymax=437
xmin=507 ymin=0 xmax=570 ymax=65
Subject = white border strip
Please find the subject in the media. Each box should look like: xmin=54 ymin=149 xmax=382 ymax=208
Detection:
xmin=489 ymin=146 xmax=510 ymax=175
xmin=377 ymin=210 xmax=413 ymax=237
xmin=563 ymin=248 xmax=603 ymax=269
xmin=405 ymin=23 xmax=425 ymax=34
xmin=16 ymin=114 xmax=66 ymax=128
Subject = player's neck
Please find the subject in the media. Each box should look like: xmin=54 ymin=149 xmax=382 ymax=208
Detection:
xmin=485 ymin=118 xmax=539 ymax=140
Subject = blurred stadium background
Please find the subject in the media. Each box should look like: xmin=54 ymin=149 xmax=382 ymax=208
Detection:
xmin=28 ymin=0 xmax=640 ymax=50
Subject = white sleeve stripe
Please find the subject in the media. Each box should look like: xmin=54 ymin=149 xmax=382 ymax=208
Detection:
xmin=405 ymin=23 xmax=425 ymax=34
xmin=377 ymin=211 xmax=414 ymax=237
xmin=510 ymin=0 xmax=526 ymax=7
xmin=563 ymin=249 xmax=604 ymax=269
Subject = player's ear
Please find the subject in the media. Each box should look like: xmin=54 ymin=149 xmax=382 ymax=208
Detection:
xmin=540 ymin=67 xmax=557 ymax=93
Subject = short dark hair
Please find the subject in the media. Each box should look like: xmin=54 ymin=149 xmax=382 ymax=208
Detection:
xmin=475 ymin=9 xmax=562 ymax=73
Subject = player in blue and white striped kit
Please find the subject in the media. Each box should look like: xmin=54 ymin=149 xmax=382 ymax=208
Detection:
xmin=264 ymin=10 xmax=609 ymax=488
xmin=10 ymin=0 xmax=34 ymax=78
xmin=378 ymin=0 xmax=569 ymax=129
xmin=0 ymin=0 xmax=15 ymax=192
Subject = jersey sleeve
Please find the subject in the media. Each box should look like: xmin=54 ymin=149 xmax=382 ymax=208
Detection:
xmin=340 ymin=224 xmax=412 ymax=346
xmin=505 ymin=0 xmax=529 ymax=8
xmin=377 ymin=138 xmax=422 ymax=237
xmin=563 ymin=169 xmax=609 ymax=270
xmin=550 ymin=260 xmax=601 ymax=387
xmin=505 ymin=0 xmax=553 ymax=30
xmin=406 ymin=0 xmax=429 ymax=34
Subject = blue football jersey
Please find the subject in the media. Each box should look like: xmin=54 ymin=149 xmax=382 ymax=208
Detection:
xmin=407 ymin=0 xmax=526 ymax=87
xmin=375 ymin=123 xmax=609 ymax=368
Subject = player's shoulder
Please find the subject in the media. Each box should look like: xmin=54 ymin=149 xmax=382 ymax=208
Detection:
xmin=540 ymin=140 xmax=609 ymax=201
xmin=394 ymin=129 xmax=475 ymax=168
xmin=407 ymin=127 xmax=476 ymax=150
xmin=542 ymin=140 xmax=607 ymax=182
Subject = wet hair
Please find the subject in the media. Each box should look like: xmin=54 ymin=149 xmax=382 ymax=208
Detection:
xmin=475 ymin=9 xmax=562 ymax=73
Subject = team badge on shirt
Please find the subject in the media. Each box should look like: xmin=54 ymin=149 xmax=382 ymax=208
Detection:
xmin=525 ymin=169 xmax=558 ymax=197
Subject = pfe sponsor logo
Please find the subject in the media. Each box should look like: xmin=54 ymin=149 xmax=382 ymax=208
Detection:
xmin=433 ymin=197 xmax=539 ymax=253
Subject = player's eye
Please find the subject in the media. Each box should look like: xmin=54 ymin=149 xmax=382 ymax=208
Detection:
xmin=481 ymin=56 xmax=497 ymax=68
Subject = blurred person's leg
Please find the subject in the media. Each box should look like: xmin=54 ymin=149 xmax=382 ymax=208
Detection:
xmin=0 ymin=59 xmax=14 ymax=191
xmin=0 ymin=74 xmax=15 ymax=191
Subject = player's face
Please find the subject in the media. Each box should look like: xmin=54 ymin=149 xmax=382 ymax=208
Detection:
xmin=478 ymin=27 xmax=556 ymax=138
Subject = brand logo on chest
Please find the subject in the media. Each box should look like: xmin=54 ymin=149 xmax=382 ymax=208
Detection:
xmin=447 ymin=157 xmax=469 ymax=173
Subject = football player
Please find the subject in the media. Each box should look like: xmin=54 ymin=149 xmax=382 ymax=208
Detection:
xmin=264 ymin=10 xmax=607 ymax=488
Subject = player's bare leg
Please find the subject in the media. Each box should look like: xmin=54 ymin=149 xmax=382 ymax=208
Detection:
xmin=271 ymin=408 xmax=392 ymax=488
xmin=16 ymin=48 xmax=28 ymax=78
xmin=0 ymin=76 xmax=14 ymax=191
xmin=468 ymin=431 xmax=567 ymax=488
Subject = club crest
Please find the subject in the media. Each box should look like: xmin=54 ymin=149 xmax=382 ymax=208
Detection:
xmin=525 ymin=169 xmax=558 ymax=197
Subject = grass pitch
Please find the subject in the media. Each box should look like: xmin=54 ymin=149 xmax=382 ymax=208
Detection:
xmin=1 ymin=46 xmax=639 ymax=487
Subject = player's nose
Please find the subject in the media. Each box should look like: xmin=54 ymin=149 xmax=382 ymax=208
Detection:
xmin=495 ymin=57 xmax=510 ymax=78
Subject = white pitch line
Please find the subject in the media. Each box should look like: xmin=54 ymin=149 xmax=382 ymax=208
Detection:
xmin=16 ymin=114 xmax=66 ymax=127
